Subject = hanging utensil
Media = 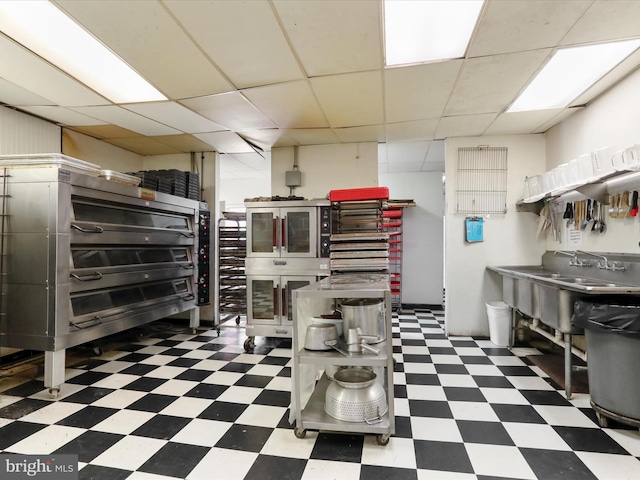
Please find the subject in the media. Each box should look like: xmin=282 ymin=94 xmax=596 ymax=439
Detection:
xmin=591 ymin=200 xmax=599 ymax=231
xmin=581 ymin=199 xmax=591 ymax=230
xmin=566 ymin=202 xmax=574 ymax=227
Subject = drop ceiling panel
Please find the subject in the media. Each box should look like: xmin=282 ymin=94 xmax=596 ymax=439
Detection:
xmin=68 ymin=124 xmax=139 ymax=139
xmin=385 ymin=141 xmax=430 ymax=164
xmin=194 ymin=131 xmax=256 ymax=154
xmin=0 ymin=78 xmax=54 ymax=106
xmin=484 ymin=109 xmax=564 ymax=136
xmin=534 ymin=109 xmax=581 ymax=134
xmin=378 ymin=143 xmax=388 ymax=163
xmin=105 ymin=136 xmax=182 ymax=156
xmin=123 ymin=102 xmax=225 ymax=134
xmin=561 ymin=0 xmax=640 ymax=46
xmin=19 ymin=106 xmax=108 ymax=127
xmin=385 ymin=61 xmax=463 ymax=123
xmin=153 ymin=134 xmax=216 ymax=153
xmin=425 ymin=140 xmax=445 ymax=165
xmin=55 ymin=0 xmax=233 ymax=99
xmin=285 ymin=128 xmax=340 ymax=145
xmin=444 ymin=50 xmax=551 ymax=116
xmin=273 ymin=0 xmax=382 ymax=76
xmin=71 ymin=105 xmax=181 ymax=136
xmin=180 ymin=92 xmax=277 ymax=131
xmin=242 ymin=80 xmax=328 ymax=129
xmin=435 ymin=113 xmax=498 ymax=138
xmin=468 ymin=0 xmax=589 ymax=57
xmin=310 ymin=71 xmax=383 ymax=128
xmin=421 ymin=162 xmax=445 ymax=172
xmin=237 ymin=129 xmax=289 ymax=151
xmin=334 ymin=125 xmax=385 ymax=143
xmin=0 ymin=34 xmax=108 ymax=107
xmin=233 ymin=152 xmax=271 ymax=171
xmin=388 ymin=163 xmax=423 ymax=173
xmin=164 ymin=0 xmax=303 ymax=89
xmin=385 ymin=119 xmax=439 ymax=142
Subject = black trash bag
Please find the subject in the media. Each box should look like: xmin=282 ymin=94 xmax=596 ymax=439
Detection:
xmin=572 ymin=297 xmax=640 ymax=336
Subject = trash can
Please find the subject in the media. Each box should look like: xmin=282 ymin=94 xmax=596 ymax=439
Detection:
xmin=486 ymin=301 xmax=511 ymax=347
xmin=572 ymin=298 xmax=640 ymax=427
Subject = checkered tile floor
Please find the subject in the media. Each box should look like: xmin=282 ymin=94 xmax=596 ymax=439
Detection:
xmin=1 ymin=309 xmax=640 ymax=479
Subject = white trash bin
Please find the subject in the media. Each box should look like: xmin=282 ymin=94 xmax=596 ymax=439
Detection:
xmin=486 ymin=301 xmax=511 ymax=347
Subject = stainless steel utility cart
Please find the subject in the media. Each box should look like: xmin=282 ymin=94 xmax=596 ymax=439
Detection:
xmin=291 ymin=274 xmax=394 ymax=445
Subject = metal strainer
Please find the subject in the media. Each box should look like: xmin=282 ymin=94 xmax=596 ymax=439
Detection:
xmin=324 ymin=367 xmax=387 ymax=423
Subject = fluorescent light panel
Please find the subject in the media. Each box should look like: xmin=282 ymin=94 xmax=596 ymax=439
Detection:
xmin=384 ymin=0 xmax=483 ymax=66
xmin=0 ymin=1 xmax=166 ymax=103
xmin=509 ymin=39 xmax=640 ymax=112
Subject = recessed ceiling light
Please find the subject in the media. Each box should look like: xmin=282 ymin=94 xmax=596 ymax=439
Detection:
xmin=508 ymin=39 xmax=640 ymax=112
xmin=0 ymin=0 xmax=166 ymax=103
xmin=384 ymin=0 xmax=484 ymax=67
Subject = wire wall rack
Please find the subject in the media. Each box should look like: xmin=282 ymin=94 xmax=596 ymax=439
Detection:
xmin=456 ymin=146 xmax=508 ymax=214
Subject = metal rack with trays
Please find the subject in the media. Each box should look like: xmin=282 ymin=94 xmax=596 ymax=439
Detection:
xmin=217 ymin=212 xmax=247 ymax=329
xmin=291 ymin=274 xmax=394 ymax=445
xmin=383 ymin=208 xmax=403 ymax=312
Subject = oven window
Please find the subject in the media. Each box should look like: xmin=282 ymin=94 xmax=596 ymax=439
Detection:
xmin=73 ymin=201 xmax=189 ymax=230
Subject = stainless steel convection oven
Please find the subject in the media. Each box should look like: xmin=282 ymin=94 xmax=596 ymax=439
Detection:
xmin=243 ymin=199 xmax=331 ymax=351
xmin=0 ymin=155 xmax=201 ymax=395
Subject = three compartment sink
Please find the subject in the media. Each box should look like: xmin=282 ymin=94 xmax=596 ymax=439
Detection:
xmin=487 ymin=265 xmax=640 ymax=333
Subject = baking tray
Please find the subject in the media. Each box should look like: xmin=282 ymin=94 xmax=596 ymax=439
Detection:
xmin=0 ymin=153 xmax=101 ymax=176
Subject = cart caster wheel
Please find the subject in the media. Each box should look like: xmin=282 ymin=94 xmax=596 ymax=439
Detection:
xmin=235 ymin=316 xmax=240 ymax=325
xmin=49 ymin=388 xmax=60 ymax=399
xmin=294 ymin=428 xmax=307 ymax=439
xmin=92 ymin=346 xmax=102 ymax=356
xmin=595 ymin=411 xmax=609 ymax=428
xmin=244 ymin=337 xmax=255 ymax=352
xmin=192 ymin=328 xmax=197 ymax=335
xmin=376 ymin=434 xmax=390 ymax=446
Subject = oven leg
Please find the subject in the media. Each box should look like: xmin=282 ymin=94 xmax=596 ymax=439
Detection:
xmin=44 ymin=350 xmax=65 ymax=398
xmin=190 ymin=307 xmax=200 ymax=334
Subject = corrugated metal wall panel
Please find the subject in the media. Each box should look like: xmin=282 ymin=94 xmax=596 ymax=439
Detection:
xmin=0 ymin=106 xmax=60 ymax=155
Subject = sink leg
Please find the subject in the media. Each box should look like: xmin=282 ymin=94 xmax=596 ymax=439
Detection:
xmin=564 ymin=334 xmax=572 ymax=400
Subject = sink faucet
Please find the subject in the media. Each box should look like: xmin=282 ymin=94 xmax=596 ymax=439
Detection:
xmin=574 ymin=250 xmax=625 ymax=271
xmin=554 ymin=250 xmax=591 ymax=267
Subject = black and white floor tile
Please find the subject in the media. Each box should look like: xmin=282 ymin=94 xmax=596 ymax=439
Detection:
xmin=1 ymin=310 xmax=639 ymax=479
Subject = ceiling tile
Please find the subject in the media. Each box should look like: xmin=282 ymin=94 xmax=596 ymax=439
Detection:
xmin=194 ymin=131 xmax=256 ymax=154
xmin=71 ymin=105 xmax=181 ymax=136
xmin=242 ymin=80 xmax=328 ymax=129
xmin=273 ymin=0 xmax=382 ymax=76
xmin=236 ymin=129 xmax=290 ymax=151
xmin=385 ymin=141 xmax=430 ymax=164
xmin=67 ymin=124 xmax=138 ymax=139
xmin=164 ymin=0 xmax=304 ymax=89
xmin=0 ymin=78 xmax=55 ymax=106
xmin=421 ymin=162 xmax=445 ymax=172
xmin=153 ymin=134 xmax=216 ymax=153
xmin=0 ymin=34 xmax=108 ymax=107
xmin=55 ymin=0 xmax=232 ymax=99
xmin=334 ymin=125 xmax=385 ymax=143
xmin=123 ymin=102 xmax=225 ymax=134
xmin=484 ymin=110 xmax=564 ymax=136
xmin=385 ymin=119 xmax=439 ymax=142
xmin=533 ymin=108 xmax=582 ymax=134
xmin=468 ymin=0 xmax=589 ymax=57
xmin=310 ymin=71 xmax=383 ymax=128
xmin=425 ymin=140 xmax=445 ymax=164
xmin=561 ymin=0 xmax=640 ymax=46
xmin=285 ymin=128 xmax=340 ymax=145
xmin=378 ymin=143 xmax=388 ymax=163
xmin=180 ymin=92 xmax=277 ymax=131
xmin=385 ymin=61 xmax=463 ymax=123
xmin=444 ymin=50 xmax=551 ymax=116
xmin=232 ymin=152 xmax=271 ymax=171
xmin=19 ymin=106 xmax=108 ymax=127
xmin=435 ymin=113 xmax=498 ymax=138
xmin=105 ymin=136 xmax=182 ymax=156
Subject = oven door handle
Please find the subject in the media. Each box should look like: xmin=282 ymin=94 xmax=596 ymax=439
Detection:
xmin=180 ymin=263 xmax=195 ymax=270
xmin=70 ymin=272 xmax=103 ymax=282
xmin=71 ymin=224 xmax=104 ymax=234
xmin=178 ymin=231 xmax=196 ymax=238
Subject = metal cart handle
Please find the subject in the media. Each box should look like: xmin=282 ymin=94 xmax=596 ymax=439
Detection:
xmin=70 ymin=272 xmax=103 ymax=282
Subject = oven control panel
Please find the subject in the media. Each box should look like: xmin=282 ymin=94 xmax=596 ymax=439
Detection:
xmin=197 ymin=209 xmax=211 ymax=305
xmin=319 ymin=205 xmax=331 ymax=258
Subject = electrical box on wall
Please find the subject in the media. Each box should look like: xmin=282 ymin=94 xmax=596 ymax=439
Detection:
xmin=286 ymin=170 xmax=301 ymax=187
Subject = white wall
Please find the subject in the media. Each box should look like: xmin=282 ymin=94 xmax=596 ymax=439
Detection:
xmin=444 ymin=135 xmax=547 ymax=336
xmin=0 ymin=106 xmax=60 ymax=154
xmin=220 ymin=176 xmax=271 ymax=211
xmin=545 ymin=67 xmax=640 ymax=255
xmin=380 ymin=171 xmax=444 ymax=305
xmin=63 ymin=129 xmax=143 ymax=172
xmin=271 ymin=143 xmax=378 ymax=198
